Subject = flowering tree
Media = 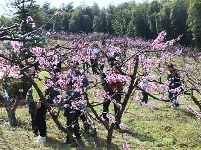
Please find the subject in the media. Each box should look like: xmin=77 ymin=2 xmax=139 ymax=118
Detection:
xmin=47 ymin=30 xmax=194 ymax=149
xmin=1 ymin=5 xmax=201 ymax=149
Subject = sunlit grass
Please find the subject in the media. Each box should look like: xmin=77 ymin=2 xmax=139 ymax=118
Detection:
xmin=0 ymin=94 xmax=201 ymax=150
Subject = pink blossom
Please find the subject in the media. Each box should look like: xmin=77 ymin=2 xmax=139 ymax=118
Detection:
xmin=119 ymin=123 xmax=130 ymax=130
xmin=149 ymin=82 xmax=158 ymax=91
xmin=27 ymin=16 xmax=33 ymax=22
xmin=159 ymin=84 xmax=167 ymax=91
xmin=152 ymin=31 xmax=182 ymax=50
xmin=46 ymin=32 xmax=51 ymax=36
xmin=31 ymin=23 xmax=36 ymax=29
xmin=165 ymin=81 xmax=171 ymax=86
xmin=159 ymin=96 xmax=164 ymax=101
xmin=57 ymin=95 xmax=62 ymax=100
xmin=186 ymin=105 xmax=201 ymax=120
xmin=146 ymin=103 xmax=155 ymax=109
xmin=196 ymin=113 xmax=201 ymax=120
xmin=14 ymin=23 xmax=19 ymax=27
xmin=134 ymin=91 xmax=141 ymax=102
xmin=30 ymin=47 xmax=43 ymax=56
xmin=101 ymin=117 xmax=106 ymax=122
xmin=64 ymin=104 xmax=70 ymax=108
xmin=175 ymin=48 xmax=182 ymax=55
xmin=176 ymin=34 xmax=183 ymax=41
xmin=28 ymin=57 xmax=34 ymax=63
xmin=47 ymin=51 xmax=54 ymax=56
xmin=38 ymin=57 xmax=46 ymax=66
xmin=12 ymin=65 xmax=20 ymax=73
xmin=54 ymin=11 xmax=63 ymax=16
xmin=123 ymin=141 xmax=130 ymax=150
xmin=169 ymin=89 xmax=177 ymax=94
xmin=11 ymin=41 xmax=20 ymax=52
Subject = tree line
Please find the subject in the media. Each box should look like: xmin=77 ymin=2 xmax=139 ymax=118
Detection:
xmin=0 ymin=0 xmax=201 ymax=48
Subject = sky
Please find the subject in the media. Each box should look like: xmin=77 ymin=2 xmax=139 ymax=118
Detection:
xmin=35 ymin=0 xmax=149 ymax=8
xmin=0 ymin=0 xmax=150 ymax=16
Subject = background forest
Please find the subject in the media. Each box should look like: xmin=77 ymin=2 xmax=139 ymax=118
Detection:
xmin=0 ymin=0 xmax=201 ymax=149
xmin=0 ymin=0 xmax=201 ymax=48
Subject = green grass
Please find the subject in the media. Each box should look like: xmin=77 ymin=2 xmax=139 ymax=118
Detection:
xmin=0 ymin=95 xmax=201 ymax=150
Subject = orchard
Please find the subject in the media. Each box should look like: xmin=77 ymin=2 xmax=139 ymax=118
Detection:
xmin=0 ymin=0 xmax=201 ymax=150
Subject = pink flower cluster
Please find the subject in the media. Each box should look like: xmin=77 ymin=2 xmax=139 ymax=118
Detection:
xmin=152 ymin=31 xmax=166 ymax=48
xmin=107 ymin=45 xmax=121 ymax=57
xmin=61 ymin=74 xmax=86 ymax=95
xmin=186 ymin=105 xmax=201 ymax=120
xmin=28 ymin=57 xmax=34 ymax=63
xmin=152 ymin=31 xmax=183 ymax=50
xmin=30 ymin=47 xmax=44 ymax=57
xmin=54 ymin=11 xmax=63 ymax=16
xmin=106 ymin=113 xmax=116 ymax=123
xmin=105 ymin=69 xmax=129 ymax=84
xmin=26 ymin=16 xmax=33 ymax=23
xmin=175 ymin=48 xmax=183 ymax=55
xmin=11 ymin=41 xmax=21 ymax=52
xmin=46 ymin=32 xmax=51 ymax=36
xmin=119 ymin=123 xmax=130 ymax=130
xmin=30 ymin=23 xmax=36 ymax=29
xmin=169 ymin=85 xmax=184 ymax=94
xmin=25 ymin=16 xmax=36 ymax=29
xmin=90 ymin=89 xmax=106 ymax=97
xmin=123 ymin=141 xmax=130 ymax=150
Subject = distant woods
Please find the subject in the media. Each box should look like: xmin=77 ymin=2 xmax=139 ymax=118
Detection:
xmin=0 ymin=0 xmax=201 ymax=48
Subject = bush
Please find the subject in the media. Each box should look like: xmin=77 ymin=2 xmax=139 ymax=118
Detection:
xmin=5 ymin=77 xmax=32 ymax=100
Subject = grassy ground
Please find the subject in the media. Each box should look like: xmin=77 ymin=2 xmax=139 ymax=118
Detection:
xmin=0 ymin=94 xmax=201 ymax=150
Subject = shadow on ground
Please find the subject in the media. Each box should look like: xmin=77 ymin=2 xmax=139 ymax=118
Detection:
xmin=119 ymin=128 xmax=156 ymax=143
xmin=43 ymin=131 xmax=121 ymax=150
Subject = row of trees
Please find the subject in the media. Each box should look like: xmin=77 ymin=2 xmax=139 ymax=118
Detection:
xmin=0 ymin=1 xmax=201 ymax=150
xmin=0 ymin=0 xmax=201 ymax=48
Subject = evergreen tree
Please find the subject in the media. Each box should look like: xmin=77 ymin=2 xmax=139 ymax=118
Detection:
xmin=187 ymin=0 xmax=201 ymax=47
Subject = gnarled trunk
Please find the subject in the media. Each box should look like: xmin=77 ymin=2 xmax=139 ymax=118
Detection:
xmin=2 ymin=94 xmax=19 ymax=127
xmin=0 ymin=95 xmax=19 ymax=127
xmin=6 ymin=107 xmax=18 ymax=126
xmin=0 ymin=77 xmax=19 ymax=126
xmin=106 ymin=124 xmax=115 ymax=150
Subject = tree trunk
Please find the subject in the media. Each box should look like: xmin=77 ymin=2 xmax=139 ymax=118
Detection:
xmin=0 ymin=93 xmax=19 ymax=127
xmin=6 ymin=108 xmax=18 ymax=126
xmin=1 ymin=77 xmax=19 ymax=127
xmin=106 ymin=124 xmax=115 ymax=150
xmin=4 ymin=97 xmax=19 ymax=127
